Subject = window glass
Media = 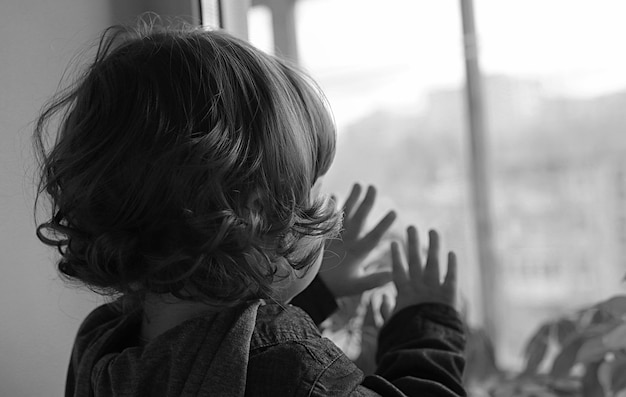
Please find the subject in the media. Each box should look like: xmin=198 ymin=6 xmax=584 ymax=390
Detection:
xmin=287 ymin=0 xmax=479 ymax=354
xmin=249 ymin=0 xmax=626 ymax=377
xmin=476 ymin=0 xmax=626 ymax=369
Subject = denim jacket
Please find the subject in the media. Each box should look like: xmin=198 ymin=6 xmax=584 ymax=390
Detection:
xmin=65 ymin=278 xmax=466 ymax=396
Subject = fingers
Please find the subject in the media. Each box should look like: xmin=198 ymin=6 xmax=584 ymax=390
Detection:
xmin=392 ymin=227 xmax=457 ymax=310
xmin=398 ymin=227 xmax=443 ymax=286
xmin=354 ymin=271 xmax=393 ymax=292
xmin=362 ymin=300 xmax=376 ymax=328
xmin=344 ymin=185 xmax=377 ymax=240
xmin=423 ymin=230 xmax=440 ymax=285
xmin=391 ymin=241 xmax=409 ymax=287
xmin=407 ymin=226 xmax=422 ymax=281
xmin=353 ymin=210 xmax=397 ymax=252
xmin=380 ymin=295 xmax=393 ymax=322
xmin=342 ymin=183 xmax=362 ymax=218
xmin=444 ymin=251 xmax=457 ymax=290
xmin=365 ymin=295 xmax=393 ymax=329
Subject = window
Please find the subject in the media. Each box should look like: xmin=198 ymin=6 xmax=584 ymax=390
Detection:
xmin=244 ymin=0 xmax=626 ymax=379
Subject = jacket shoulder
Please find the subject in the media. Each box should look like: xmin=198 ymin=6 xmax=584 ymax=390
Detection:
xmin=247 ymin=334 xmax=365 ymax=397
xmin=246 ymin=303 xmax=365 ymax=396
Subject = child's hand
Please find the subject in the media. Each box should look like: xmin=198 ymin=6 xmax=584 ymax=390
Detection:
xmin=319 ymin=184 xmax=397 ymax=298
xmin=391 ymin=227 xmax=457 ymax=314
xmin=354 ymin=296 xmax=394 ymax=375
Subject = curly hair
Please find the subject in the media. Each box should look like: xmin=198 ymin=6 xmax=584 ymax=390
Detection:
xmin=34 ymin=21 xmax=341 ymax=306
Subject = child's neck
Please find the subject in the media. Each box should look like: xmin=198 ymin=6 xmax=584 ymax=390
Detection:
xmin=140 ymin=294 xmax=221 ymax=343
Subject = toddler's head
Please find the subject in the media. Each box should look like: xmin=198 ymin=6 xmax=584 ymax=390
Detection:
xmin=35 ymin=22 xmax=341 ymax=306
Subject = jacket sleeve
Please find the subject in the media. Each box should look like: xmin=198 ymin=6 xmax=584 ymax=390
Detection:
xmin=363 ymin=303 xmax=466 ymax=396
xmin=312 ymin=303 xmax=467 ymax=397
xmin=290 ymin=275 xmax=338 ymax=325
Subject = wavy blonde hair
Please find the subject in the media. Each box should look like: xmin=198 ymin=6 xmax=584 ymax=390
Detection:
xmin=34 ymin=21 xmax=341 ymax=306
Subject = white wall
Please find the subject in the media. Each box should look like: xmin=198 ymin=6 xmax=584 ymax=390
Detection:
xmin=0 ymin=1 xmax=196 ymax=395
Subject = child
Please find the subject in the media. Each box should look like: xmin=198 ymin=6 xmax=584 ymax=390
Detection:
xmin=34 ymin=21 xmax=466 ymax=396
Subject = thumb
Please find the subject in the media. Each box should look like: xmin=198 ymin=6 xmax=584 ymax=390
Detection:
xmin=380 ymin=294 xmax=393 ymax=323
xmin=362 ymin=300 xmax=376 ymax=328
xmin=355 ymin=271 xmax=393 ymax=293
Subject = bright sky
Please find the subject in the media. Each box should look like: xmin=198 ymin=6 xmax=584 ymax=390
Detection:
xmin=249 ymin=0 xmax=626 ymax=128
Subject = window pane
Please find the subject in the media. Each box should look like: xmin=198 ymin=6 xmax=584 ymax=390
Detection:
xmin=476 ymin=0 xmax=626 ymax=370
xmin=292 ymin=0 xmax=480 ymax=339
xmin=249 ymin=0 xmax=626 ymax=383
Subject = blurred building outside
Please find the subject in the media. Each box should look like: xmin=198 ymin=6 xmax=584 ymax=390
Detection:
xmin=237 ymin=0 xmax=626 ymax=370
